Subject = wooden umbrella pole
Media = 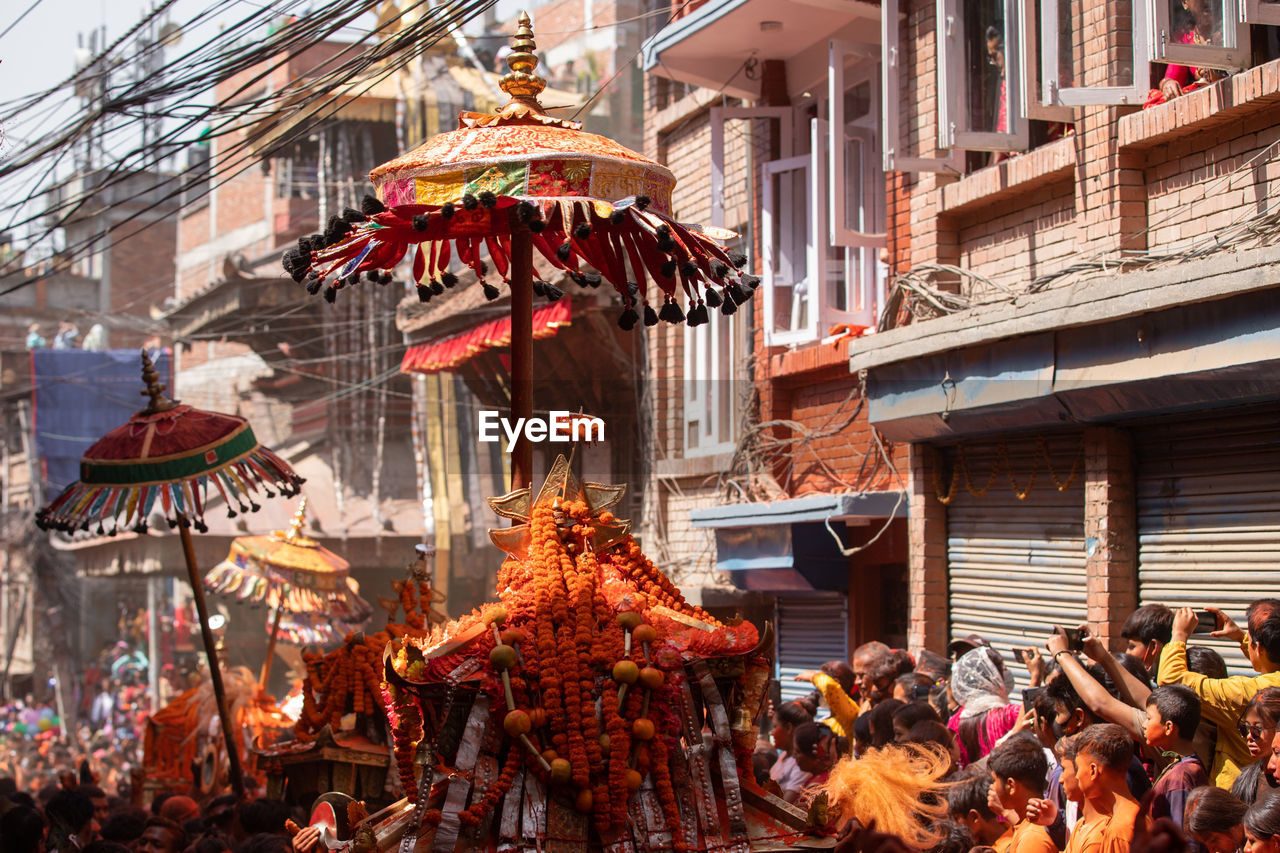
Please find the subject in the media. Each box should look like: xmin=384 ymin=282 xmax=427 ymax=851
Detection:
xmin=509 ymin=216 xmax=535 ymax=491
xmin=177 ymin=517 xmax=246 ymax=797
xmin=261 ymin=597 xmax=284 ymax=688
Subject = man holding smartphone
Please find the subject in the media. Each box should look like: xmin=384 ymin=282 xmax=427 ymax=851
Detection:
xmin=1158 ymin=600 xmax=1280 ymax=787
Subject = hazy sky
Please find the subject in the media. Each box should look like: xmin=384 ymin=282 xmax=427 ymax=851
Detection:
xmin=0 ymin=0 xmax=528 ymax=248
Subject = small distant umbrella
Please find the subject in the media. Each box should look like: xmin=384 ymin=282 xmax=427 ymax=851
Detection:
xmin=205 ymin=497 xmax=372 ymax=685
xmin=36 ymin=350 xmax=303 ymax=796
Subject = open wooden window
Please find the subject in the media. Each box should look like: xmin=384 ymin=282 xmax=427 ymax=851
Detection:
xmin=937 ymin=0 xmax=1030 ymax=151
xmin=882 ymin=0 xmax=963 ymax=171
xmin=1241 ymin=0 xmax=1280 ymax=25
xmin=1037 ymin=0 xmax=1150 ymax=105
xmin=709 ymin=106 xmax=794 ymax=229
xmin=1150 ymin=0 xmax=1249 ymax=70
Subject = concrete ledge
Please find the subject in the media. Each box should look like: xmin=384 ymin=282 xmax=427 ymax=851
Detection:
xmin=848 ymin=244 xmax=1280 ymax=372
xmin=690 ymin=491 xmax=906 ymax=527
xmin=1118 ymin=57 xmax=1280 ymax=151
xmin=655 ymin=451 xmax=735 ymax=480
xmin=940 ymin=136 xmax=1076 ymax=214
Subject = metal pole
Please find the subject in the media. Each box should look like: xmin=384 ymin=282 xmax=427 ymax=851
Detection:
xmin=508 ymin=214 xmax=534 ymax=491
xmin=177 ymin=518 xmax=245 ymax=797
xmin=260 ymin=597 xmax=284 ymax=689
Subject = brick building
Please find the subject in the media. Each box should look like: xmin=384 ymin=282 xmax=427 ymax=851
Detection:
xmin=644 ymin=0 xmax=1280 ymax=686
xmin=641 ymin=0 xmax=910 ymax=699
xmin=848 ymin=0 xmax=1280 ymax=682
xmin=155 ymin=33 xmax=430 ymax=692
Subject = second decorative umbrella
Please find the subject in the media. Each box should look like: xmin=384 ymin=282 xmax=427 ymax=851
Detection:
xmin=205 ymin=497 xmax=373 ymax=686
xmin=36 ymin=351 xmax=304 ymax=796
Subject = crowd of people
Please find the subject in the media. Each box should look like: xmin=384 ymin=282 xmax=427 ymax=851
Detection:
xmin=758 ymin=599 xmax=1280 ymax=853
xmin=6 ymin=599 xmax=1280 ymax=853
xmin=0 ymin=780 xmax=304 ymax=853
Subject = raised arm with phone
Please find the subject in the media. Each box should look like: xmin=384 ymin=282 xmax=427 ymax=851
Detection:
xmin=1157 ymin=601 xmax=1280 ymax=788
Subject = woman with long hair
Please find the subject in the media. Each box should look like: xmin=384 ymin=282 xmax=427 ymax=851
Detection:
xmin=946 ymin=647 xmax=1019 ymax=768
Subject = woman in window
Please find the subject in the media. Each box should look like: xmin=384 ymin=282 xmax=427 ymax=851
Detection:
xmin=1146 ymin=0 xmax=1229 ymax=105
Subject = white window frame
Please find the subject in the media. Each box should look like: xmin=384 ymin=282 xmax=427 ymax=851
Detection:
xmin=683 ymin=300 xmax=736 ymax=456
xmin=882 ymin=0 xmax=963 ymax=172
xmin=829 ymin=40 xmax=888 ymax=249
xmin=1150 ymin=0 xmax=1250 ymax=69
xmin=1038 ymin=0 xmax=1150 ymax=105
xmin=831 ymin=125 xmax=887 ymax=329
xmin=1241 ymin=0 xmax=1280 ymax=24
xmin=761 ymin=147 xmax=820 ymax=347
xmin=709 ymin=106 xmax=794 ymax=229
xmin=937 ymin=0 xmax=1030 ymax=151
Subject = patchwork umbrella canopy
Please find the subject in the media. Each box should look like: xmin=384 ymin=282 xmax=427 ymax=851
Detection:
xmin=282 ymin=12 xmax=759 ymax=331
xmin=206 ymin=498 xmax=372 ymax=654
xmin=35 ymin=351 xmax=304 ymax=797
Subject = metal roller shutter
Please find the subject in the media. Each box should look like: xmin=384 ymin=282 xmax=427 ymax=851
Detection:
xmin=946 ymin=436 xmax=1087 ymax=691
xmin=775 ymin=593 xmax=849 ymax=705
xmin=1136 ymin=408 xmax=1280 ymax=678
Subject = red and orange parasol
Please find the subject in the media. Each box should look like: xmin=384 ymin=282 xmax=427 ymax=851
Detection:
xmin=283 ymin=13 xmax=755 ymax=488
xmin=36 ymin=351 xmax=304 ymax=796
xmin=205 ymin=497 xmax=372 ymax=684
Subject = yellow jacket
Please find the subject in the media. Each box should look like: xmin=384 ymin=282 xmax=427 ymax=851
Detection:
xmin=1157 ymin=639 xmax=1280 ymax=788
xmin=812 ymin=672 xmax=859 ymax=738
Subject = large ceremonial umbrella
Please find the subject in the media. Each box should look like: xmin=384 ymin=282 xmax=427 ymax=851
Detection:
xmin=36 ymin=351 xmax=303 ymax=796
xmin=283 ymin=12 xmax=757 ymax=489
xmin=205 ymin=497 xmax=372 ymax=686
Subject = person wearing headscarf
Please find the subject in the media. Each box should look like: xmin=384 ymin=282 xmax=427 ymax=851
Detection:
xmin=80 ymin=324 xmax=107 ymax=351
xmin=946 ymin=647 xmax=1020 ymax=768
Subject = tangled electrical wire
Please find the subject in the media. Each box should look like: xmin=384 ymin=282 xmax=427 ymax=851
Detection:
xmin=880 ymin=134 xmax=1280 ymax=331
xmin=0 ymin=0 xmax=500 ymax=298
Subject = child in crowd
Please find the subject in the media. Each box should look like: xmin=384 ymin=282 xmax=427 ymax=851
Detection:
xmin=1244 ymin=792 xmax=1280 ymax=853
xmin=1184 ymin=786 xmax=1247 ymax=853
xmin=768 ymin=701 xmax=813 ymax=803
xmin=793 ymin=722 xmax=838 ymax=795
xmin=1143 ymin=685 xmax=1208 ymax=827
xmin=987 ymin=735 xmax=1057 ymax=853
xmin=946 ymin=768 xmax=1012 ymax=852
xmin=1070 ymin=724 xmax=1145 ymax=853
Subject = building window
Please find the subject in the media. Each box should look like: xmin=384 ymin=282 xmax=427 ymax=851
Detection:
xmin=882 ymin=0 xmax=963 ymax=171
xmin=684 ymin=302 xmax=735 ymax=455
xmin=1149 ymin=0 xmax=1250 ymax=69
xmin=761 ymin=79 xmax=887 ymax=346
xmin=1029 ymin=0 xmax=1149 ymax=106
xmin=938 ymin=0 xmax=1029 ymax=151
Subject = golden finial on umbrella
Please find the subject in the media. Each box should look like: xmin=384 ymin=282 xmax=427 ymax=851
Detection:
xmin=139 ymin=348 xmax=178 ymax=415
xmin=499 ymin=11 xmax=546 ymax=105
xmin=277 ymin=496 xmax=313 ymax=546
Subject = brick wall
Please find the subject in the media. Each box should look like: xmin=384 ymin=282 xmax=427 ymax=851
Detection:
xmin=108 ymin=217 xmax=176 ymax=320
xmin=896 ymin=0 xmax=1280 ymax=300
xmin=907 ymin=443 xmax=947 ymax=655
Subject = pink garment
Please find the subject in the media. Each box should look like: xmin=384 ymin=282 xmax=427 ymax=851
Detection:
xmin=947 ymin=703 xmax=1020 ymax=767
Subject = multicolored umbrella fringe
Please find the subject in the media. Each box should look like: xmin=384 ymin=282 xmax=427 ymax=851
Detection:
xmin=35 ymin=352 xmax=304 ymax=537
xmin=35 ymin=443 xmax=301 ymax=536
xmin=280 ymin=15 xmax=759 ymax=331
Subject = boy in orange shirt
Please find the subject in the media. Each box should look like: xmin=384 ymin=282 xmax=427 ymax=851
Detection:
xmin=1073 ymin=724 xmax=1146 ymax=853
xmin=987 ymin=734 xmax=1057 ymax=853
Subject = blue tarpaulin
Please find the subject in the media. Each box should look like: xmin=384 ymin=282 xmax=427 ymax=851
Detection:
xmin=32 ymin=348 xmax=172 ymax=495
